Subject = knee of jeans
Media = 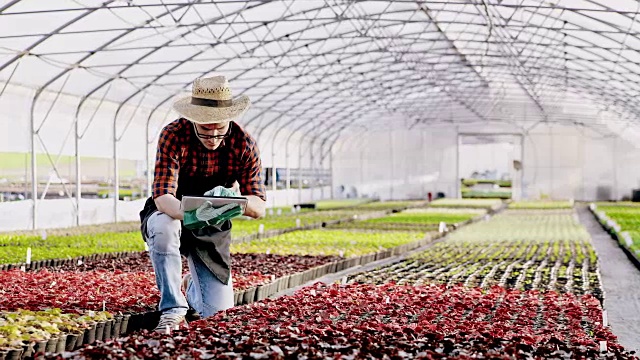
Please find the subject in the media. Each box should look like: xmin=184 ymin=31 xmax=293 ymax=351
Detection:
xmin=149 ymin=212 xmax=181 ymax=253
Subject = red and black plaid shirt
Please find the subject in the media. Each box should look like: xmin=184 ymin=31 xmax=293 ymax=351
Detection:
xmin=152 ymin=118 xmax=266 ymax=201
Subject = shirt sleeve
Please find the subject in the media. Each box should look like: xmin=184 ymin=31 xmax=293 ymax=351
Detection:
xmin=152 ymin=126 xmax=180 ymax=199
xmin=239 ymin=138 xmax=267 ymax=201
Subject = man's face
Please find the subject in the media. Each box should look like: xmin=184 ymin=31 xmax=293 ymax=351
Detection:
xmin=193 ymin=122 xmax=230 ymax=150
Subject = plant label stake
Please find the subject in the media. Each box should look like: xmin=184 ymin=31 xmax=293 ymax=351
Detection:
xmin=296 ymin=219 xmax=301 ymax=228
xmin=20 ymin=265 xmax=26 ymax=272
xmin=103 ymin=301 xmax=106 ymax=312
xmin=600 ymin=341 xmax=607 ymax=353
xmin=277 ymin=209 xmax=282 ymax=216
xmin=268 ymin=208 xmax=274 ymax=216
xmin=40 ymin=230 xmax=47 ymax=240
xmin=602 ymin=310 xmax=608 ymax=327
xmin=26 ymin=247 xmax=32 ymax=265
xmin=589 ymin=203 xmax=596 ymax=211
xmin=258 ymin=224 xmax=265 ymax=234
xmin=438 ymin=222 xmax=447 ymax=233
xmin=165 ymin=325 xmax=170 ymax=335
xmin=341 ymin=276 xmax=348 ymax=284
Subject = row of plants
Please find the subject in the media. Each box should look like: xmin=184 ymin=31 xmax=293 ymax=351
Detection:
xmin=449 ymin=210 xmax=591 ymax=243
xmin=428 ymin=198 xmax=503 ymax=209
xmin=0 ymin=201 xmax=424 ymax=265
xmin=0 ymin=232 xmax=144 ymax=265
xmin=508 ymin=200 xmax=574 ymax=209
xmin=0 ymin=231 xmax=442 ymax=355
xmin=327 ymin=208 xmax=483 ymax=232
xmin=230 ymin=229 xmax=429 ymax=257
xmin=461 ymin=178 xmax=512 ymax=187
xmin=0 ymin=309 xmax=113 ymax=358
xmin=461 ymin=189 xmax=512 ymax=199
xmin=348 ymin=238 xmax=601 ymax=300
xmin=0 ymin=249 xmax=355 ymax=314
xmin=591 ymin=203 xmax=640 ymax=259
xmin=361 ymin=211 xmax=480 ymax=225
xmin=51 ymin=283 xmax=632 ymax=359
xmin=349 ymin=208 xmax=601 ymax=300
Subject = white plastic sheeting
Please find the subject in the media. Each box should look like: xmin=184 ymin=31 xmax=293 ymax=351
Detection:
xmin=4 ymin=1 xmax=640 ymax=230
xmin=333 ymin=128 xmax=458 ymax=201
xmin=333 ymin=124 xmax=640 ymax=202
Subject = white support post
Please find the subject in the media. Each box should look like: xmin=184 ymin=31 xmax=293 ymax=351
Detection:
xmin=146 ymin=121 xmax=153 ymax=198
xmin=455 ymin=131 xmax=460 ymax=199
xmin=389 ymin=129 xmax=394 ymax=200
xmin=285 ymin=146 xmax=291 ymax=205
xmin=113 ymin=122 xmax=119 ymax=223
xmin=30 ymin=117 xmax=38 ymax=230
xmin=298 ymin=139 xmax=303 ymax=204
xmin=75 ymin=116 xmax=81 ymax=226
xmin=329 ymin=145 xmax=334 ymax=199
xmin=309 ymin=142 xmax=314 ymax=202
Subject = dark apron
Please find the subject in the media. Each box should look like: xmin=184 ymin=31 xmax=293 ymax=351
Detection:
xmin=139 ymin=131 xmax=237 ymax=285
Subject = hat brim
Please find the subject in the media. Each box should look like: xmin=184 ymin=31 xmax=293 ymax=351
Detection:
xmin=173 ymin=95 xmax=251 ymax=124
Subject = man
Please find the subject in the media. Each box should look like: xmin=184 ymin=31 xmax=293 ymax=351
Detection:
xmin=139 ymin=75 xmax=266 ymax=333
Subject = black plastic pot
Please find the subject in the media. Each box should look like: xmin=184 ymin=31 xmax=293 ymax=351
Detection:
xmin=34 ymin=340 xmax=47 ymax=356
xmin=45 ymin=337 xmax=57 ymax=353
xmin=84 ymin=323 xmax=96 ymax=344
xmin=75 ymin=331 xmax=84 ymax=348
xmin=5 ymin=349 xmax=22 ymax=360
xmin=120 ymin=314 xmax=131 ymax=335
xmin=112 ymin=316 xmax=123 ymax=338
xmin=21 ymin=343 xmax=34 ymax=358
xmin=65 ymin=334 xmax=79 ymax=352
xmin=95 ymin=321 xmax=106 ymax=341
xmin=242 ymin=287 xmax=256 ymax=304
xmin=55 ymin=335 xmax=67 ymax=353
xmin=103 ymin=319 xmax=113 ymax=341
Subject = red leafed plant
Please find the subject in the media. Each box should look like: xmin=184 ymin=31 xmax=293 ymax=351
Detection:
xmin=0 ymin=268 xmax=272 ymax=314
xmin=50 ymin=283 xmax=635 ymax=359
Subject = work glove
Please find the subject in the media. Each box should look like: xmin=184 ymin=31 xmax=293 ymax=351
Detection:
xmin=183 ymin=201 xmax=243 ymax=230
xmin=204 ymin=185 xmax=239 ymax=197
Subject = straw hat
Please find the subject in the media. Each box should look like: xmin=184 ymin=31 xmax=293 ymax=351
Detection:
xmin=173 ymin=76 xmax=251 ymax=124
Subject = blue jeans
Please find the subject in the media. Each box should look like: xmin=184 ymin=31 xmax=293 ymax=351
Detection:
xmin=145 ymin=212 xmax=234 ymax=317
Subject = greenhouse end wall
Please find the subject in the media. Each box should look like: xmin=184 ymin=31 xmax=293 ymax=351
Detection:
xmin=332 ymin=124 xmax=640 ymax=202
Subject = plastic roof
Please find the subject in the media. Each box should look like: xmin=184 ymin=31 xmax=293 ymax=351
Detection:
xmin=3 ymin=0 xmax=640 ymax=145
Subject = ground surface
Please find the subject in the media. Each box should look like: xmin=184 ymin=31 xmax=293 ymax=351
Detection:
xmin=578 ymin=206 xmax=640 ymax=353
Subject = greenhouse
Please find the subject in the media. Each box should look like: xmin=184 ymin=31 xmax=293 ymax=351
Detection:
xmin=1 ymin=0 xmax=640 ymax=358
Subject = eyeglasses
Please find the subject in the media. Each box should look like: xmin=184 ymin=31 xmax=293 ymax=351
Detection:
xmin=193 ymin=123 xmax=231 ymax=140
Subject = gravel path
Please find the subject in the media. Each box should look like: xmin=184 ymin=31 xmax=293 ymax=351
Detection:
xmin=578 ymin=206 xmax=640 ymax=353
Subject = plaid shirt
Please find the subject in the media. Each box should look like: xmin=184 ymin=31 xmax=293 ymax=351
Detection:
xmin=152 ymin=118 xmax=266 ymax=201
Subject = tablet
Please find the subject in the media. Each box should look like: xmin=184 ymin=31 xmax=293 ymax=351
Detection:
xmin=181 ymin=195 xmax=248 ymax=212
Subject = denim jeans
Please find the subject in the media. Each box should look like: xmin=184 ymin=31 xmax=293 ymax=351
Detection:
xmin=145 ymin=212 xmax=234 ymax=317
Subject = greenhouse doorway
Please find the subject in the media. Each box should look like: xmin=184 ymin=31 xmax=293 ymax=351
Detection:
xmin=457 ymin=133 xmax=524 ymax=201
